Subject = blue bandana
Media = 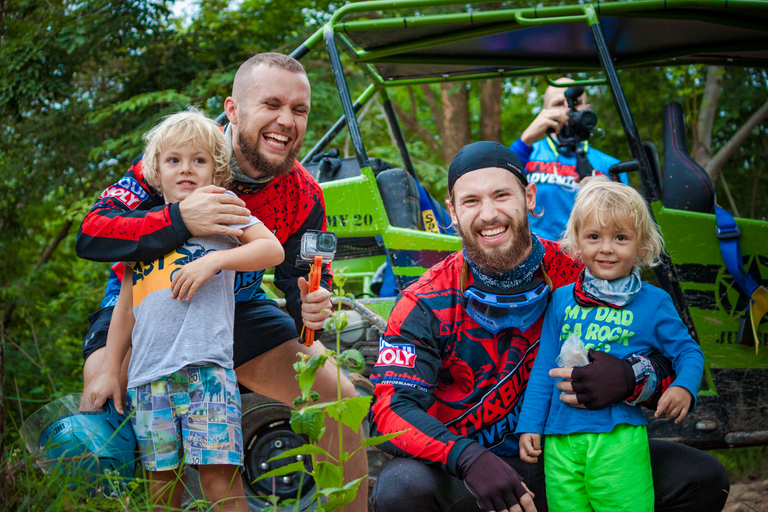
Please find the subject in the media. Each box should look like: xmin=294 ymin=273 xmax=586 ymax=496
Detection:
xmin=465 ymin=233 xmax=545 ymax=289
xmin=582 ymin=267 xmax=642 ymax=307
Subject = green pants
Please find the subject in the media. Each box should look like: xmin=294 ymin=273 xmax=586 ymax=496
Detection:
xmin=544 ymin=424 xmax=654 ymax=512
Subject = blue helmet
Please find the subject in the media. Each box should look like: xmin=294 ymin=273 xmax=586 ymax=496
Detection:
xmin=20 ymin=394 xmax=137 ymax=495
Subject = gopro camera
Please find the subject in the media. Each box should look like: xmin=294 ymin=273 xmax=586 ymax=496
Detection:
xmin=300 ymin=230 xmax=337 ymax=263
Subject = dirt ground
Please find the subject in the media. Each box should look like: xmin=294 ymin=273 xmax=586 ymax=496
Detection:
xmin=724 ymin=479 xmax=768 ymax=512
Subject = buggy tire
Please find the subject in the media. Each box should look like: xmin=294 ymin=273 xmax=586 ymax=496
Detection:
xmin=240 ymin=393 xmax=317 ymax=511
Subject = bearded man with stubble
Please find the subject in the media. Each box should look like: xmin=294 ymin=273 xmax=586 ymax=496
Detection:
xmin=369 ymin=141 xmax=728 ymax=512
xmin=77 ymin=53 xmax=368 ymax=511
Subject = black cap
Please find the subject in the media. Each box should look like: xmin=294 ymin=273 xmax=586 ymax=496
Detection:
xmin=448 ymin=141 xmax=528 ymax=194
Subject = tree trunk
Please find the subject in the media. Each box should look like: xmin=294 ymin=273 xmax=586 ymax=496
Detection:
xmin=421 ymin=84 xmax=444 ymax=142
xmin=480 ymin=78 xmax=503 ymax=143
xmin=719 ymin=174 xmax=741 ymax=218
xmin=2 ymin=219 xmax=73 ymax=328
xmin=0 ymin=318 xmax=5 ymax=508
xmin=706 ymin=100 xmax=768 ymax=182
xmin=441 ymin=82 xmax=471 ymax=166
xmin=390 ymin=101 xmax=441 ymax=153
xmin=693 ymin=65 xmax=724 ymax=167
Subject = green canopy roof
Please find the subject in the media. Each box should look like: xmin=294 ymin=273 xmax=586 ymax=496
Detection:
xmin=322 ymin=0 xmax=768 ymax=83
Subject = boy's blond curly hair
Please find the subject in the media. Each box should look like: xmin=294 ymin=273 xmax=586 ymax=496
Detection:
xmin=142 ymin=108 xmax=231 ymax=194
xmin=561 ymin=176 xmax=664 ymax=268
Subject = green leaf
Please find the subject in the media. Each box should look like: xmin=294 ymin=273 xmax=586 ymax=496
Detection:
xmin=299 ymin=400 xmax=337 ymax=413
xmin=296 ymin=353 xmax=327 ymax=396
xmin=252 ymin=461 xmax=306 ymax=482
xmin=325 ymin=396 xmax=373 ymax=433
xmin=268 ymin=444 xmax=333 ymax=462
xmin=332 ymin=272 xmax=349 ymax=289
xmin=362 ymin=431 xmax=408 ymax=447
xmin=87 ymin=90 xmax=193 ymax=123
xmin=308 ymin=353 xmax=328 ymax=371
xmin=339 ymin=349 xmax=365 ymax=373
xmin=316 ymin=476 xmax=366 ymax=511
xmin=313 ymin=460 xmax=342 ymax=489
xmin=297 ymin=369 xmax=317 ymax=397
xmin=332 ymin=312 xmax=349 ymax=332
xmin=290 ymin=408 xmax=326 ymax=443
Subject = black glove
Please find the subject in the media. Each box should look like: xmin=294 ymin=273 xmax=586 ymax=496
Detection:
xmin=457 ymin=443 xmax=530 ymax=512
xmin=569 ymin=349 xmax=635 ymax=410
xmin=636 ymin=350 xmax=675 ymax=409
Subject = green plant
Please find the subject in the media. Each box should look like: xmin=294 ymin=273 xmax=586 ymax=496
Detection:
xmin=2 ymin=442 xmax=151 ymax=511
xmin=254 ymin=270 xmax=402 ymax=511
xmin=711 ymin=446 xmax=768 ymax=482
xmin=4 ymin=434 xmax=242 ymax=511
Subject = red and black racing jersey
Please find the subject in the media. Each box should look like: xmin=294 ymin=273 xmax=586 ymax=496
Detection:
xmin=76 ymin=154 xmax=332 ymax=326
xmin=369 ymin=240 xmax=582 ymax=476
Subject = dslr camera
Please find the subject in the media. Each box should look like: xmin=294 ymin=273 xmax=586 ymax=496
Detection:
xmin=556 ymin=86 xmax=599 ymax=150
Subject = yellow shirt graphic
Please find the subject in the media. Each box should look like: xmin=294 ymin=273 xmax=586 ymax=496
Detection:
xmin=131 ymin=243 xmax=212 ymax=307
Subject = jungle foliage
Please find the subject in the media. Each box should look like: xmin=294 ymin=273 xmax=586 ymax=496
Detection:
xmin=1 ymin=0 xmax=767 ymax=500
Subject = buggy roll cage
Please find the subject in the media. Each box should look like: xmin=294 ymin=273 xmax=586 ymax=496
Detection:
xmin=219 ymin=0 xmax=768 ymax=448
xmin=280 ymin=0 xmax=767 ymax=336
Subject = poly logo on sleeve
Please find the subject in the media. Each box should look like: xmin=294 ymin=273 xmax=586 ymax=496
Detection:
xmin=377 ymin=339 xmax=417 ymax=367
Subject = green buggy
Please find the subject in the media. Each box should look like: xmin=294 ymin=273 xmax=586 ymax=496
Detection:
xmin=234 ymin=1 xmax=768 ymax=508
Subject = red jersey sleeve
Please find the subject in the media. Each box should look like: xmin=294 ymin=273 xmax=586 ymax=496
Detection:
xmin=76 ymin=156 xmax=192 ymax=263
xmin=369 ymin=291 xmax=474 ymax=476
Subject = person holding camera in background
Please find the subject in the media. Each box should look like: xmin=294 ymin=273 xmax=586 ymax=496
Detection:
xmin=510 ymin=78 xmax=627 ymax=241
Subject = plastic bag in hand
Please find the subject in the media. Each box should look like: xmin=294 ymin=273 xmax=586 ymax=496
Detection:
xmin=555 ymin=334 xmax=590 ymax=368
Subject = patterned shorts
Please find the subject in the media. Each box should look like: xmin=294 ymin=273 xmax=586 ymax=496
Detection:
xmin=126 ymin=365 xmax=243 ymax=471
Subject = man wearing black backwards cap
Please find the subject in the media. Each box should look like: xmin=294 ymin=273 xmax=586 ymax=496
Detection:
xmin=369 ymin=141 xmax=728 ymax=512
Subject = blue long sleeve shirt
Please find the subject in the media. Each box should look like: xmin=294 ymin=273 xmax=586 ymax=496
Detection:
xmin=515 ymin=282 xmax=704 ymax=436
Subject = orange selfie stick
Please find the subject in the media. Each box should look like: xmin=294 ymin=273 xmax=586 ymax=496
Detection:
xmin=303 ymin=255 xmax=325 ymax=347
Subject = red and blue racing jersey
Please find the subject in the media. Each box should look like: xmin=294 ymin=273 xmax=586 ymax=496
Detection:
xmin=369 ymin=240 xmax=582 ymax=476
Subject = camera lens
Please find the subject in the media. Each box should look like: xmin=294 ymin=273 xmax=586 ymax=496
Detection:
xmin=317 ymin=233 xmax=336 ymax=252
xmin=578 ymin=110 xmax=598 ymax=130
xmin=568 ymin=109 xmax=598 ymax=139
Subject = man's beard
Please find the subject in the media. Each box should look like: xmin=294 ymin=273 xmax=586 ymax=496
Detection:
xmin=238 ymin=130 xmax=303 ymax=179
xmin=458 ymin=214 xmax=532 ymax=275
